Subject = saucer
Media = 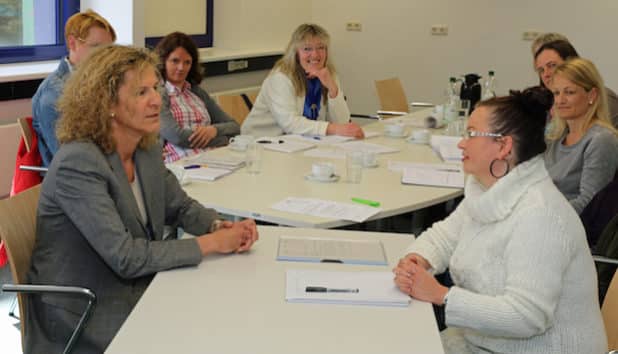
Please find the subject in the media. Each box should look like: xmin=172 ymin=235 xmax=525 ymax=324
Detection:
xmin=406 ymin=138 xmax=429 ymax=145
xmin=229 ymin=144 xmax=248 ymax=152
xmin=304 ymin=173 xmax=340 ymax=183
xmin=384 ymin=131 xmax=407 ymax=138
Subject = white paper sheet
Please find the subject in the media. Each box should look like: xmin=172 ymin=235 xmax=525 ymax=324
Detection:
xmin=185 ymin=167 xmax=234 ymax=181
xmin=277 ymin=236 xmax=387 ymax=265
xmin=271 ymin=197 xmax=381 ymax=222
xmin=335 ymin=141 xmax=400 ymax=154
xmin=285 ymin=269 xmax=410 ymax=307
xmin=303 ymin=147 xmax=347 ymax=159
xmin=402 ymin=166 xmax=464 ymax=188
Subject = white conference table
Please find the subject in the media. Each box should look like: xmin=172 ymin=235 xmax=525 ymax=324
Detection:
xmin=181 ymin=109 xmax=462 ymax=228
xmin=106 ymin=226 xmax=445 ymax=354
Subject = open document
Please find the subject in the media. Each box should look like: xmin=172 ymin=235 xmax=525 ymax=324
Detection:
xmin=429 ymin=134 xmax=462 ymax=163
xmin=286 ymin=269 xmax=411 ymax=307
xmin=399 ymin=162 xmax=464 ymax=188
xmin=271 ymin=197 xmax=381 ymax=223
xmin=277 ymin=236 xmax=387 ymax=265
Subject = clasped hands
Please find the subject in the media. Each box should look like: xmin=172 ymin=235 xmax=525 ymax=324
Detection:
xmin=197 ymin=219 xmax=258 ymax=256
xmin=393 ymin=253 xmax=449 ymax=305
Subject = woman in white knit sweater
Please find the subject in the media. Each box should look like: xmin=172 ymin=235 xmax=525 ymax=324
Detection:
xmin=394 ymin=86 xmax=607 ymax=353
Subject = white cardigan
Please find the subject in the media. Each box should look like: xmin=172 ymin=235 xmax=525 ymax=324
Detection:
xmin=406 ymin=156 xmax=607 ymax=354
xmin=241 ymin=70 xmax=350 ymax=137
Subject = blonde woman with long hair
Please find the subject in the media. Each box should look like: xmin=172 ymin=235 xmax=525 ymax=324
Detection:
xmin=545 ymin=57 xmax=618 ymax=214
xmin=242 ymin=23 xmax=363 ymax=138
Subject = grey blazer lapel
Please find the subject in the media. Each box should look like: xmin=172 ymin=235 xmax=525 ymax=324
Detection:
xmin=106 ymin=152 xmax=151 ymax=238
xmin=134 ymin=146 xmax=165 ymax=240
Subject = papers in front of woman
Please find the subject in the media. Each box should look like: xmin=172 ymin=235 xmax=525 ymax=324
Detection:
xmin=392 ymin=161 xmax=464 ymax=188
xmin=277 ymin=236 xmax=387 ymax=265
xmin=429 ymin=134 xmax=463 ymax=163
xmin=285 ymin=269 xmax=410 ymax=307
xmin=271 ymin=197 xmax=381 ymax=222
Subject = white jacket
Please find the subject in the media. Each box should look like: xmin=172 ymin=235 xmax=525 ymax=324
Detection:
xmin=406 ymin=156 xmax=607 ymax=354
xmin=241 ymin=70 xmax=350 ymax=137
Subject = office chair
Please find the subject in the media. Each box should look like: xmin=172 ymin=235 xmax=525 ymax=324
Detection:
xmin=374 ymin=77 xmax=434 ymax=119
xmin=217 ymin=90 xmax=259 ymax=125
xmin=0 ymin=185 xmax=96 ymax=354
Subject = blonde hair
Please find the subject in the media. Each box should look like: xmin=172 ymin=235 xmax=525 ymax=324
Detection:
xmin=531 ymin=32 xmax=568 ymax=56
xmin=547 ymin=57 xmax=617 ymax=140
xmin=57 ymin=45 xmax=160 ymax=153
xmin=273 ymin=23 xmax=336 ymax=99
xmin=64 ymin=9 xmax=116 ymax=44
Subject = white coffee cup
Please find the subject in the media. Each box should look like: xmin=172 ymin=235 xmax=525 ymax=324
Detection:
xmin=229 ymin=135 xmax=254 ymax=151
xmin=411 ymin=129 xmax=430 ymax=144
xmin=311 ymin=162 xmax=335 ymax=180
xmin=384 ymin=123 xmax=405 ymax=137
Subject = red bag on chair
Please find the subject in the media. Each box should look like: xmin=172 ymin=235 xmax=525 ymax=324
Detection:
xmin=2 ymin=118 xmax=42 ymax=267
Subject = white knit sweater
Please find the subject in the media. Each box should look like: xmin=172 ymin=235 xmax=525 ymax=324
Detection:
xmin=406 ymin=156 xmax=607 ymax=354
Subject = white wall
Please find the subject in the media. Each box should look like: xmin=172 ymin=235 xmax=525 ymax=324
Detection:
xmin=313 ymin=0 xmax=618 ymax=114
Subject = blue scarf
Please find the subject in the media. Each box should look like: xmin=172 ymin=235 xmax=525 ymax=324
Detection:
xmin=303 ymin=78 xmax=322 ymax=120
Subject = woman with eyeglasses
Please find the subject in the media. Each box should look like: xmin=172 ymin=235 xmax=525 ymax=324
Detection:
xmin=544 ymin=57 xmax=618 ymax=214
xmin=393 ymin=86 xmax=607 ymax=353
xmin=241 ymin=23 xmax=364 ymax=138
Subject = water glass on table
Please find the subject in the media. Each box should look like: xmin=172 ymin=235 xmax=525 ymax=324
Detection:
xmin=246 ymin=142 xmax=263 ymax=174
xmin=346 ymin=151 xmax=363 ymax=183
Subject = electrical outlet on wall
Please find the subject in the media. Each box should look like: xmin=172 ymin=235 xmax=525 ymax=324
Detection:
xmin=522 ymin=31 xmax=541 ymax=41
xmin=346 ymin=22 xmax=362 ymax=32
xmin=431 ymin=25 xmax=448 ymax=36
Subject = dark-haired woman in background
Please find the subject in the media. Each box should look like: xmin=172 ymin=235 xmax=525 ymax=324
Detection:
xmin=534 ymin=39 xmax=618 ymax=127
xmin=544 ymin=57 xmax=618 ymax=214
xmin=155 ymin=32 xmax=240 ymax=162
xmin=393 ymin=87 xmax=607 ymax=353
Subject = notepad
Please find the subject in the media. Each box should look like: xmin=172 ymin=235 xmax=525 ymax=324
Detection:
xmin=262 ymin=139 xmax=316 ymax=153
xmin=401 ymin=164 xmax=464 ymax=188
xmin=185 ymin=167 xmax=234 ymax=181
xmin=189 ymin=154 xmax=246 ymax=170
xmin=277 ymin=236 xmax=387 ymax=265
xmin=285 ymin=269 xmax=410 ymax=307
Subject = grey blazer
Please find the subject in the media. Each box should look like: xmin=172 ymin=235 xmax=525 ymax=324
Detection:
xmin=160 ymin=84 xmax=240 ymax=148
xmin=25 ymin=141 xmax=217 ymax=353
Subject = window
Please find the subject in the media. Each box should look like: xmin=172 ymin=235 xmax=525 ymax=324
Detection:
xmin=144 ymin=0 xmax=212 ymax=48
xmin=0 ymin=0 xmax=79 ymax=64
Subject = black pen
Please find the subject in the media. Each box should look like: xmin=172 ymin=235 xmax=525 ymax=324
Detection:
xmin=305 ymin=286 xmax=359 ymax=293
xmin=256 ymin=139 xmax=284 ymax=144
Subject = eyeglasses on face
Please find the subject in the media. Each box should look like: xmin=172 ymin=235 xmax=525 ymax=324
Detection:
xmin=464 ymin=130 xmax=503 ymax=139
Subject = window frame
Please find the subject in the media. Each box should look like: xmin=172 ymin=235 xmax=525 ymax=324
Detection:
xmin=144 ymin=0 xmax=213 ymax=49
xmin=0 ymin=0 xmax=80 ymax=64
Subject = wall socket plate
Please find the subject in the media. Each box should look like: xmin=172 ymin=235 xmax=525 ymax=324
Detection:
xmin=228 ymin=60 xmax=248 ymax=72
xmin=522 ymin=31 xmax=541 ymax=41
xmin=346 ymin=22 xmax=362 ymax=31
xmin=431 ymin=25 xmax=448 ymax=36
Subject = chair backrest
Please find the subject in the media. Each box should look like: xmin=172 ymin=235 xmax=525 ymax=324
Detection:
xmin=0 ymin=123 xmax=22 ymax=198
xmin=17 ymin=117 xmax=33 ymax=153
xmin=604 ymin=269 xmax=618 ymax=349
xmin=217 ymin=90 xmax=259 ymax=126
xmin=374 ymin=77 xmax=410 ymax=113
xmin=0 ymin=184 xmax=41 ymax=342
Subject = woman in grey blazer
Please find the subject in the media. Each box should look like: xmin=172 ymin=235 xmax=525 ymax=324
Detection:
xmin=24 ymin=45 xmax=258 ymax=353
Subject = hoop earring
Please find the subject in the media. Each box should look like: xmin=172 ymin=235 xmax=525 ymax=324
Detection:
xmin=489 ymin=159 xmax=509 ymax=179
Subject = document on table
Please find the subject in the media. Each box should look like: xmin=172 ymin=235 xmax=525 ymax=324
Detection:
xmin=189 ymin=153 xmax=245 ymax=170
xmin=335 ymin=141 xmax=399 ymax=154
xmin=388 ymin=161 xmax=460 ymax=173
xmin=401 ymin=164 xmax=464 ymax=188
xmin=285 ymin=269 xmax=410 ymax=307
xmin=286 ymin=134 xmax=352 ymax=145
xmin=184 ymin=167 xmax=234 ymax=181
xmin=303 ymin=147 xmax=346 ymax=159
xmin=429 ymin=134 xmax=462 ymax=163
xmin=262 ymin=139 xmax=316 ymax=153
xmin=277 ymin=236 xmax=387 ymax=265
xmin=271 ymin=197 xmax=381 ymax=222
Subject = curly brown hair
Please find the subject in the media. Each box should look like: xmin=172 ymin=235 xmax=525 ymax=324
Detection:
xmin=57 ymin=45 xmax=160 ymax=153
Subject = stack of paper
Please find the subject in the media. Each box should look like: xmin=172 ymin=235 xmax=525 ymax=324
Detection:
xmin=285 ymin=269 xmax=410 ymax=307
xmin=271 ymin=197 xmax=381 ymax=222
xmin=184 ymin=167 xmax=234 ymax=181
xmin=261 ymin=139 xmax=316 ymax=153
xmin=400 ymin=163 xmax=464 ymax=188
xmin=277 ymin=236 xmax=387 ymax=265
xmin=190 ymin=154 xmax=246 ymax=170
xmin=429 ymin=135 xmax=462 ymax=163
